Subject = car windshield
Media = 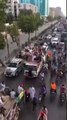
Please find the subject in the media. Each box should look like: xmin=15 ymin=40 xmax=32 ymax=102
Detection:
xmin=25 ymin=65 xmax=37 ymax=71
xmin=8 ymin=63 xmax=17 ymax=67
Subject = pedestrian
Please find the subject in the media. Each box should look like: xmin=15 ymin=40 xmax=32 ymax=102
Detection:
xmin=40 ymin=72 xmax=45 ymax=81
xmin=37 ymin=105 xmax=48 ymax=120
xmin=0 ymin=97 xmax=5 ymax=116
xmin=0 ymin=81 xmax=6 ymax=92
xmin=32 ymin=96 xmax=37 ymax=111
xmin=29 ymin=86 xmax=36 ymax=100
xmin=10 ymin=89 xmax=16 ymax=99
xmin=17 ymin=84 xmax=24 ymax=94
xmin=25 ymin=90 xmax=30 ymax=104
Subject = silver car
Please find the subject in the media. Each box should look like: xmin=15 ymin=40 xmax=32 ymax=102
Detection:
xmin=4 ymin=58 xmax=23 ymax=77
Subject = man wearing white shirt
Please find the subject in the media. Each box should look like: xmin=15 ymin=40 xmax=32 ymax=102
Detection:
xmin=10 ymin=89 xmax=16 ymax=99
xmin=18 ymin=85 xmax=24 ymax=94
xmin=29 ymin=87 xmax=36 ymax=100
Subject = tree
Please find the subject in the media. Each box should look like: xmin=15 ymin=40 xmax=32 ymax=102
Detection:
xmin=0 ymin=33 xmax=5 ymax=49
xmin=0 ymin=0 xmax=7 ymax=49
xmin=6 ymin=13 xmax=14 ymax=24
xmin=19 ymin=9 xmax=33 ymax=15
xmin=32 ymin=13 xmax=44 ymax=38
xmin=18 ymin=10 xmax=43 ymax=42
xmin=0 ymin=0 xmax=7 ymax=32
xmin=18 ymin=11 xmax=35 ymax=42
xmin=8 ymin=22 xmax=21 ymax=52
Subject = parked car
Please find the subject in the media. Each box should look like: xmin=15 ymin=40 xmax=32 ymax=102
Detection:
xmin=4 ymin=58 xmax=23 ymax=77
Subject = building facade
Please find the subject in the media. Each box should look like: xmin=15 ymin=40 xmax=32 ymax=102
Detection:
xmin=19 ymin=0 xmax=49 ymax=16
xmin=6 ymin=0 xmax=49 ymax=17
xmin=6 ymin=0 xmax=19 ymax=17
xmin=19 ymin=3 xmax=38 ymax=13
xmin=49 ymin=7 xmax=63 ymax=18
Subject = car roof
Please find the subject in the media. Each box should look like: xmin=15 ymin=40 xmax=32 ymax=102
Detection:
xmin=11 ymin=58 xmax=22 ymax=63
xmin=25 ymin=62 xmax=37 ymax=67
xmin=44 ymin=43 xmax=47 ymax=45
xmin=51 ymin=37 xmax=58 ymax=41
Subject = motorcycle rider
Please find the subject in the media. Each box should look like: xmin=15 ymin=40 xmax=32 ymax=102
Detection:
xmin=60 ymin=84 xmax=66 ymax=95
xmin=50 ymin=82 xmax=57 ymax=93
xmin=40 ymin=84 xmax=47 ymax=96
xmin=39 ymin=84 xmax=47 ymax=103
xmin=60 ymin=84 xmax=66 ymax=102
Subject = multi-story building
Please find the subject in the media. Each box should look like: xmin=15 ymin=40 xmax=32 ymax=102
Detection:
xmin=19 ymin=3 xmax=38 ymax=13
xmin=49 ymin=7 xmax=56 ymax=18
xmin=49 ymin=7 xmax=63 ymax=18
xmin=19 ymin=0 xmax=49 ymax=16
xmin=6 ymin=0 xmax=49 ymax=17
xmin=38 ymin=0 xmax=49 ymax=16
xmin=6 ymin=0 xmax=19 ymax=17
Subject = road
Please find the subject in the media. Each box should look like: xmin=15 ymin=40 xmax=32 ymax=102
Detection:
xmin=0 ymin=20 xmax=66 ymax=120
xmin=0 ymin=69 xmax=66 ymax=120
xmin=0 ymin=21 xmax=57 ymax=61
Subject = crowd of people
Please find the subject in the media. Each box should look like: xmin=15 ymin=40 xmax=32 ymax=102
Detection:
xmin=0 ymin=20 xmax=67 ymax=120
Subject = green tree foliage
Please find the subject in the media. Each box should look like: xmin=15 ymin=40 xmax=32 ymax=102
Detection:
xmin=18 ymin=10 xmax=44 ymax=42
xmin=47 ymin=16 xmax=53 ymax=21
xmin=8 ymin=22 xmax=21 ymax=52
xmin=8 ymin=22 xmax=19 ymax=39
xmin=18 ymin=10 xmax=35 ymax=42
xmin=6 ymin=13 xmax=13 ymax=24
xmin=0 ymin=0 xmax=7 ymax=49
xmin=19 ymin=9 xmax=33 ymax=15
xmin=18 ymin=11 xmax=35 ymax=33
xmin=0 ymin=0 xmax=7 ymax=23
xmin=0 ymin=33 xmax=5 ymax=49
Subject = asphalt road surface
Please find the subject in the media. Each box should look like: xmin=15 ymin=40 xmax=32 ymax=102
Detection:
xmin=0 ymin=69 xmax=66 ymax=120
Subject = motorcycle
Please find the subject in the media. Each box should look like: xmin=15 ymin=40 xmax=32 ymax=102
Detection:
xmin=50 ymin=89 xmax=57 ymax=101
xmin=59 ymin=92 xmax=66 ymax=105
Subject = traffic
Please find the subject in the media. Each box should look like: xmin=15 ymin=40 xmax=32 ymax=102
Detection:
xmin=0 ymin=19 xmax=67 ymax=120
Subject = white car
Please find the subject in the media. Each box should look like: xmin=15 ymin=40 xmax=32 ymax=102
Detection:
xmin=46 ymin=35 xmax=52 ymax=39
xmin=51 ymin=37 xmax=59 ymax=44
xmin=4 ymin=58 xmax=23 ymax=77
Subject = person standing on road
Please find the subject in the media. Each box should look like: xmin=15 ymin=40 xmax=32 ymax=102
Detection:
xmin=10 ymin=89 xmax=16 ymax=99
xmin=29 ymin=86 xmax=36 ymax=100
xmin=37 ymin=105 xmax=48 ymax=120
xmin=25 ymin=90 xmax=30 ymax=104
xmin=40 ymin=72 xmax=45 ymax=81
xmin=32 ymin=96 xmax=38 ymax=111
xmin=17 ymin=84 xmax=24 ymax=94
